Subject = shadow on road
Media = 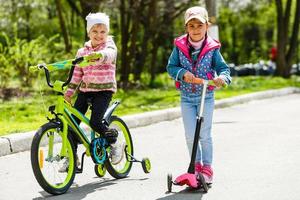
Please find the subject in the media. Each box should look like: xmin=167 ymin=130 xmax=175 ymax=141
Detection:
xmin=156 ymin=187 xmax=206 ymax=200
xmin=213 ymin=121 xmax=237 ymax=124
xmin=33 ymin=177 xmax=149 ymax=200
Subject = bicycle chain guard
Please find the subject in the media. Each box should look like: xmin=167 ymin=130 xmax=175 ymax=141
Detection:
xmin=90 ymin=138 xmax=108 ymax=164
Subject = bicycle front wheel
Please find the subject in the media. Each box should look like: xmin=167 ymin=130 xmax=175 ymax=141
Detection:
xmin=31 ymin=122 xmax=76 ymax=195
xmin=105 ymin=116 xmax=133 ymax=179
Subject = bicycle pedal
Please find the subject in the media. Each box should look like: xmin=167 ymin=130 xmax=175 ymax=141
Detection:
xmin=75 ymin=167 xmax=83 ymax=174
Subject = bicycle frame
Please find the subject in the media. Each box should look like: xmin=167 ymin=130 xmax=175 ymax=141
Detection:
xmin=30 ymin=56 xmax=150 ymax=196
xmin=32 ymin=56 xmax=121 ymax=162
xmin=47 ymin=80 xmax=95 ymax=158
xmin=33 ymin=56 xmax=101 ymax=160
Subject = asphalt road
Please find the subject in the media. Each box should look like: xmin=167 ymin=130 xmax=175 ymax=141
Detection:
xmin=1 ymin=94 xmax=300 ymax=200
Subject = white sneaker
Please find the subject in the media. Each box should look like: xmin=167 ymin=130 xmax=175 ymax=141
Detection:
xmin=58 ymin=158 xmax=69 ymax=173
xmin=110 ymin=142 xmax=125 ymax=165
xmin=58 ymin=155 xmax=80 ymax=173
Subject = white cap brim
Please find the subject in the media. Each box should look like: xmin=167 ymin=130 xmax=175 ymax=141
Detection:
xmin=185 ymin=15 xmax=207 ymax=24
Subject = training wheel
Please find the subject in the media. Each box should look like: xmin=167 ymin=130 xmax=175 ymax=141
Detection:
xmin=94 ymin=164 xmax=106 ymax=177
xmin=141 ymin=158 xmax=151 ymax=173
xmin=167 ymin=173 xmax=173 ymax=192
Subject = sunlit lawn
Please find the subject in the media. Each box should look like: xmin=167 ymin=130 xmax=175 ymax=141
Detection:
xmin=1 ymin=75 xmax=300 ymax=135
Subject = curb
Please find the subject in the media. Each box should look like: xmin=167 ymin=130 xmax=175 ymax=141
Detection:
xmin=1 ymin=87 xmax=299 ymax=157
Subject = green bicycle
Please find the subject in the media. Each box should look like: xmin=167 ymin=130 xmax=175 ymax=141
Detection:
xmin=30 ymin=55 xmax=151 ymax=195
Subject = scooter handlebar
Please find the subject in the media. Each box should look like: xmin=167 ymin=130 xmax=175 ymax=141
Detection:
xmin=193 ymin=77 xmax=227 ymax=88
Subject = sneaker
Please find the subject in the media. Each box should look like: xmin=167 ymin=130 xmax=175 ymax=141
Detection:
xmin=202 ymin=165 xmax=213 ymax=184
xmin=58 ymin=155 xmax=80 ymax=173
xmin=195 ymin=162 xmax=203 ymax=176
xmin=110 ymin=141 xmax=125 ymax=165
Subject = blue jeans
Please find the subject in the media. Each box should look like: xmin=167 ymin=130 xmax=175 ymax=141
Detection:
xmin=180 ymin=92 xmax=214 ymax=165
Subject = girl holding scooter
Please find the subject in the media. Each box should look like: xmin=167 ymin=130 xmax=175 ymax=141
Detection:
xmin=166 ymin=6 xmax=231 ymax=188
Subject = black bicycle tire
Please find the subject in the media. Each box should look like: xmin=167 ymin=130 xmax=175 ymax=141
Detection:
xmin=105 ymin=116 xmax=133 ymax=179
xmin=30 ymin=122 xmax=76 ymax=195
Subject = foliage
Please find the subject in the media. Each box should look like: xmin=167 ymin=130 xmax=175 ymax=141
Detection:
xmin=0 ymin=0 xmax=299 ymax=89
xmin=218 ymin=1 xmax=277 ymax=64
xmin=0 ymin=40 xmax=14 ymax=88
xmin=2 ymin=0 xmax=300 ymax=138
xmin=0 ymin=32 xmax=61 ymax=88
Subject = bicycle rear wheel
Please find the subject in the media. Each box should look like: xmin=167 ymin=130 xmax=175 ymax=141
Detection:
xmin=105 ymin=116 xmax=133 ymax=179
xmin=31 ymin=122 xmax=76 ymax=195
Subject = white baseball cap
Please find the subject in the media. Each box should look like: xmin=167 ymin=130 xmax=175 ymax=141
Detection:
xmin=184 ymin=6 xmax=209 ymax=24
xmin=86 ymin=12 xmax=110 ymax=33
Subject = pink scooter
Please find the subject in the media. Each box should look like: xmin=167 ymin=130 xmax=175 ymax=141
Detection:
xmin=167 ymin=79 xmax=221 ymax=193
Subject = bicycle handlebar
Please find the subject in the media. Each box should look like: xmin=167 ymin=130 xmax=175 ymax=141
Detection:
xmin=29 ymin=56 xmax=84 ymax=88
xmin=29 ymin=53 xmax=103 ymax=89
xmin=62 ymin=57 xmax=84 ymax=87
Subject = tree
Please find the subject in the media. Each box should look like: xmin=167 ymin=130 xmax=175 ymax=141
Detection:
xmin=275 ymin=0 xmax=300 ymax=78
xmin=205 ymin=0 xmax=217 ymax=23
xmin=113 ymin=0 xmax=201 ymax=88
xmin=66 ymin=0 xmax=103 ymax=39
xmin=55 ymin=0 xmax=72 ymax=52
xmin=218 ymin=0 xmax=279 ymax=64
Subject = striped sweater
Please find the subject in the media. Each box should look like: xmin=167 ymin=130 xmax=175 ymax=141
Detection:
xmin=65 ymin=36 xmax=117 ymax=97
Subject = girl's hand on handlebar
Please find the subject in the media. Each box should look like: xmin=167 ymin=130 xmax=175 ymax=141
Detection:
xmin=183 ymin=71 xmax=195 ymax=83
xmin=64 ymin=94 xmax=72 ymax=104
xmin=193 ymin=77 xmax=204 ymax=84
xmin=85 ymin=52 xmax=103 ymax=62
xmin=213 ymin=77 xmax=225 ymax=88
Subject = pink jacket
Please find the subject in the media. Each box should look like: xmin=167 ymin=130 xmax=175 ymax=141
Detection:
xmin=65 ymin=36 xmax=117 ymax=97
xmin=174 ymin=34 xmax=221 ymax=62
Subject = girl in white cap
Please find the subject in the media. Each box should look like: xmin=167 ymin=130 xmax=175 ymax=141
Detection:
xmin=60 ymin=12 xmax=123 ymax=172
xmin=167 ymin=6 xmax=232 ymax=184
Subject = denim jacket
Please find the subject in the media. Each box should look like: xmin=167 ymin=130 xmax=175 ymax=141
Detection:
xmin=166 ymin=34 xmax=231 ymax=97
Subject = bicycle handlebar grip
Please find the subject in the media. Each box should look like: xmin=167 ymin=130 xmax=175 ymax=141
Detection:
xmin=29 ymin=63 xmax=46 ymax=72
xmin=85 ymin=52 xmax=103 ymax=60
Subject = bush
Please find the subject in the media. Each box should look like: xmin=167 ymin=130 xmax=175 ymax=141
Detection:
xmin=0 ymin=41 xmax=14 ymax=88
xmin=0 ymin=32 xmax=59 ymax=88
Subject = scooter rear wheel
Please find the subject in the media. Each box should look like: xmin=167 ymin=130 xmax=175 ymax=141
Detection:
xmin=167 ymin=173 xmax=173 ymax=192
xmin=197 ymin=173 xmax=208 ymax=193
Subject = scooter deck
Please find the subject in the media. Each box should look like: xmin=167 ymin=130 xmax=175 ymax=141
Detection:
xmin=168 ymin=173 xmax=209 ymax=193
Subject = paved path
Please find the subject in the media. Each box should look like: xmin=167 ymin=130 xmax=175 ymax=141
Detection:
xmin=0 ymin=94 xmax=300 ymax=200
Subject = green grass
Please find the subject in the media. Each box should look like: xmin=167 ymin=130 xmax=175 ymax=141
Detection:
xmin=1 ymin=75 xmax=300 ymax=136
